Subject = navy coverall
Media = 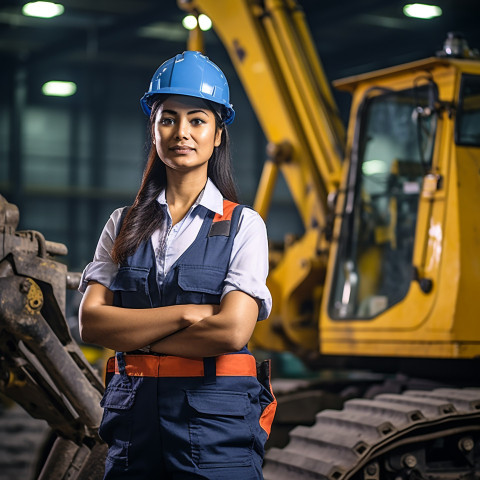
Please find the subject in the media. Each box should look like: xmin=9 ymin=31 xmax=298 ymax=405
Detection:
xmin=99 ymin=201 xmax=276 ymax=479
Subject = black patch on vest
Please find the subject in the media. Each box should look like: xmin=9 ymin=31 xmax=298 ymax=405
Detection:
xmin=208 ymin=220 xmax=231 ymax=237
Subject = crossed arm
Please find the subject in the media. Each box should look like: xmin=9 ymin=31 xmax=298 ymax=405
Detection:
xmin=79 ymin=281 xmax=259 ymax=358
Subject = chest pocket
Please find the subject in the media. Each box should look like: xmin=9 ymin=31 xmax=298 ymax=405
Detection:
xmin=110 ymin=267 xmax=152 ymax=309
xmin=176 ymin=264 xmax=226 ymax=305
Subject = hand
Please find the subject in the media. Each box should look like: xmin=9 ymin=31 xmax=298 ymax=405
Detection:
xmin=183 ymin=304 xmax=219 ymax=325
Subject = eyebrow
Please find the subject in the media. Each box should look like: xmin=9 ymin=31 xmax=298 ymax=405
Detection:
xmin=161 ymin=109 xmax=209 ymax=116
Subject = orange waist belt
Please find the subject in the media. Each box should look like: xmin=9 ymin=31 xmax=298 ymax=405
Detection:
xmin=106 ymin=353 xmax=257 ymax=378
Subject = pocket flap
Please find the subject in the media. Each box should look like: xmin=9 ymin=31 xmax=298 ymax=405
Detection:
xmin=177 ymin=265 xmax=225 ymax=294
xmin=101 ymin=385 xmax=136 ymax=410
xmin=186 ymin=390 xmax=248 ymax=416
xmin=109 ymin=267 xmax=149 ymax=293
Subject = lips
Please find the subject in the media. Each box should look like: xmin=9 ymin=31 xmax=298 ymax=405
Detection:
xmin=171 ymin=145 xmax=194 ymax=154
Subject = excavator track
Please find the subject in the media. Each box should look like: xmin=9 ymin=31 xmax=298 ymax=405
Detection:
xmin=263 ymin=388 xmax=480 ymax=479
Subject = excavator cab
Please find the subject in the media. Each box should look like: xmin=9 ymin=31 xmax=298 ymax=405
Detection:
xmin=321 ymin=46 xmax=480 ymax=361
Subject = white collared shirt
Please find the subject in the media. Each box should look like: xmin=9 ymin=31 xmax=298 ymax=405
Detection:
xmin=79 ymin=179 xmax=272 ymax=320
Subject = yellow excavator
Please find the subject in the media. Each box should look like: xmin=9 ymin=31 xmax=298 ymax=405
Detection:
xmin=1 ymin=0 xmax=480 ymax=478
xmin=178 ymin=0 xmax=480 ymax=478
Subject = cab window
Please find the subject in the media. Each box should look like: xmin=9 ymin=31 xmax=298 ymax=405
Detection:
xmin=456 ymin=75 xmax=480 ymax=147
xmin=329 ymin=84 xmax=436 ymax=319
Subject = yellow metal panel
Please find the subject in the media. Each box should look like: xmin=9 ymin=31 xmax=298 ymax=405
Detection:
xmin=321 ymin=339 xmax=480 ymax=359
xmin=334 ymin=57 xmax=451 ymax=92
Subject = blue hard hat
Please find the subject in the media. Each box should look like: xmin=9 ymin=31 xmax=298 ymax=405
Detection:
xmin=140 ymin=51 xmax=235 ymax=125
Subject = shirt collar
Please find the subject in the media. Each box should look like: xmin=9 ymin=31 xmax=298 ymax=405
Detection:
xmin=156 ymin=178 xmax=224 ymax=215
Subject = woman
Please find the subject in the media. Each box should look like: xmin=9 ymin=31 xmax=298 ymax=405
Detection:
xmin=79 ymin=51 xmax=276 ymax=480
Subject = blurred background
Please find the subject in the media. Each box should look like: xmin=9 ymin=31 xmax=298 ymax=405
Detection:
xmin=1 ymin=0 xmax=479 ymax=279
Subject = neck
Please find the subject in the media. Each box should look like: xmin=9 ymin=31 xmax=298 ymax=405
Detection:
xmin=165 ymin=170 xmax=208 ymax=225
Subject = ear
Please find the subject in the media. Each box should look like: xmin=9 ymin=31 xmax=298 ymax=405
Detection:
xmin=214 ymin=128 xmax=223 ymax=147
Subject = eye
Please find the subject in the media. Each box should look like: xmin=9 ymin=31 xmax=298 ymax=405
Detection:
xmin=190 ymin=118 xmax=206 ymax=126
xmin=160 ymin=117 xmax=174 ymax=126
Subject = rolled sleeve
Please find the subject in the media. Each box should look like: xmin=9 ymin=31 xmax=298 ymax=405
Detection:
xmin=78 ymin=208 xmax=124 ymax=293
xmin=222 ymin=208 xmax=272 ymax=320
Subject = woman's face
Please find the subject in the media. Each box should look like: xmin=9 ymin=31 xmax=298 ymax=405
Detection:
xmin=154 ymin=95 xmax=222 ymax=175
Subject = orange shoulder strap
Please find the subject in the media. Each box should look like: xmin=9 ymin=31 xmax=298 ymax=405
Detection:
xmin=212 ymin=199 xmax=238 ymax=223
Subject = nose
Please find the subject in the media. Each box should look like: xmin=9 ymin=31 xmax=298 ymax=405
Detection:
xmin=175 ymin=117 xmax=189 ymax=140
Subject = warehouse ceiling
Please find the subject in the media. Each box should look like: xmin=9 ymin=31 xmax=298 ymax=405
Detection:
xmin=1 ymin=0 xmax=479 ymax=84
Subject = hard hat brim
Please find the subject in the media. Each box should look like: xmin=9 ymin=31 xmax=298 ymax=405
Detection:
xmin=140 ymin=91 xmax=235 ymax=125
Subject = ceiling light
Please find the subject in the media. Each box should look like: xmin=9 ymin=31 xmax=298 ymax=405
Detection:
xmin=22 ymin=1 xmax=64 ymax=18
xmin=403 ymin=3 xmax=442 ymax=19
xmin=42 ymin=81 xmax=77 ymax=97
xmin=182 ymin=15 xmax=197 ymax=30
xmin=198 ymin=14 xmax=212 ymax=31
xmin=182 ymin=14 xmax=212 ymax=31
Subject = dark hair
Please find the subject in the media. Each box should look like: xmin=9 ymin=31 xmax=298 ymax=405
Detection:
xmin=111 ymin=96 xmax=238 ymax=264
